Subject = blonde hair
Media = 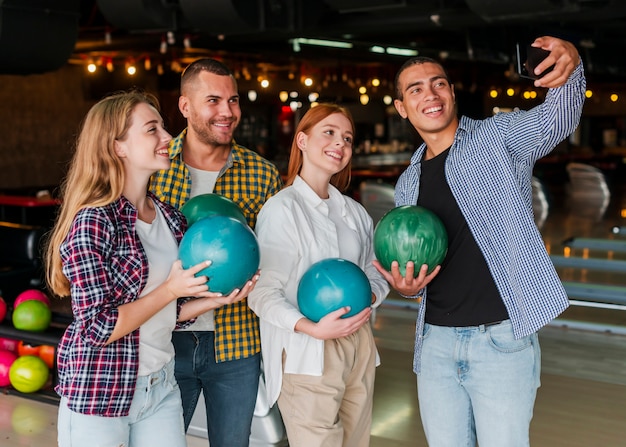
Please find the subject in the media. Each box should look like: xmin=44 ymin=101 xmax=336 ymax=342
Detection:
xmin=45 ymin=90 xmax=160 ymax=297
xmin=284 ymin=103 xmax=354 ymax=192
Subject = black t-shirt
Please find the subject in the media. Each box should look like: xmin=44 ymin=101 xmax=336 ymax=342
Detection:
xmin=418 ymin=148 xmax=509 ymax=326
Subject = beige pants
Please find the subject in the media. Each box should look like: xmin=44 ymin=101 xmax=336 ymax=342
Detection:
xmin=277 ymin=324 xmax=377 ymax=447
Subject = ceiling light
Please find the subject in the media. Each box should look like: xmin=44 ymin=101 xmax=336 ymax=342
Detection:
xmin=385 ymin=47 xmax=418 ymax=56
xmin=369 ymin=46 xmax=418 ymax=57
xmin=289 ymin=38 xmax=353 ymax=52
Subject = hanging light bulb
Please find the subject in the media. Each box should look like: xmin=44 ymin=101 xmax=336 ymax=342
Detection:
xmin=360 ymin=94 xmax=370 ymax=105
xmin=279 ymin=91 xmax=289 ymax=102
xmin=248 ymin=90 xmax=258 ymax=102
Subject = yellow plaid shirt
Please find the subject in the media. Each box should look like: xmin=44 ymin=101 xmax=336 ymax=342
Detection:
xmin=150 ymin=128 xmax=283 ymax=362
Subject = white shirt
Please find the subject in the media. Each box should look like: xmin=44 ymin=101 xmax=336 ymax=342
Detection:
xmin=135 ymin=202 xmax=179 ymax=376
xmin=248 ymin=176 xmax=390 ymax=406
xmin=180 ymin=164 xmax=220 ymax=331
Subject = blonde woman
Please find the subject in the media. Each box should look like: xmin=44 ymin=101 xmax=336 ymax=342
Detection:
xmin=45 ymin=90 xmax=254 ymax=447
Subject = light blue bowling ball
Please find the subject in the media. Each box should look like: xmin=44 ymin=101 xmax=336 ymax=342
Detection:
xmin=297 ymin=258 xmax=372 ymax=323
xmin=179 ymin=215 xmax=259 ymax=295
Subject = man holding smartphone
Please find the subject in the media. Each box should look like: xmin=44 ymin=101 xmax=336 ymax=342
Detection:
xmin=374 ymin=36 xmax=585 ymax=446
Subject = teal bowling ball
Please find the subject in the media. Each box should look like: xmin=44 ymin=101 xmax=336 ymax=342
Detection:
xmin=374 ymin=205 xmax=448 ymax=276
xmin=178 ymin=215 xmax=260 ymax=295
xmin=297 ymin=258 xmax=372 ymax=323
xmin=181 ymin=193 xmax=247 ymax=227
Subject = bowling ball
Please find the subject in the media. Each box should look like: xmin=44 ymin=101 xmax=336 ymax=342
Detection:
xmin=297 ymin=258 xmax=372 ymax=323
xmin=374 ymin=205 xmax=448 ymax=276
xmin=181 ymin=193 xmax=247 ymax=227
xmin=0 ymin=296 xmax=6 ymax=322
xmin=17 ymin=341 xmax=40 ymax=357
xmin=38 ymin=345 xmax=56 ymax=369
xmin=0 ymin=349 xmax=17 ymax=387
xmin=179 ymin=215 xmax=260 ymax=295
xmin=0 ymin=337 xmax=18 ymax=353
xmin=12 ymin=300 xmax=52 ymax=332
xmin=9 ymin=355 xmax=49 ymax=393
xmin=13 ymin=289 xmax=51 ymax=308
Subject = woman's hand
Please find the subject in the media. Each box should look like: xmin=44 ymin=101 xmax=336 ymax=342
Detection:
xmin=163 ymin=259 xmax=211 ymax=300
xmin=296 ymin=306 xmax=372 ymax=341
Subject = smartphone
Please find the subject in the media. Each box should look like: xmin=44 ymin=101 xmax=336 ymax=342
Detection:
xmin=516 ymin=43 xmax=555 ymax=80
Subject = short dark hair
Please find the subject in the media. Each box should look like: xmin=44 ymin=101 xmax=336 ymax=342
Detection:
xmin=181 ymin=58 xmax=234 ymax=93
xmin=394 ymin=56 xmax=450 ymax=100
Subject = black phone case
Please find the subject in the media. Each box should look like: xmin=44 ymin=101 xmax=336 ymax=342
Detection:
xmin=517 ymin=44 xmax=555 ymax=80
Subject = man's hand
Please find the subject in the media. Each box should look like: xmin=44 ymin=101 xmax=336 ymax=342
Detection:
xmin=531 ymin=36 xmax=580 ymax=88
xmin=372 ymin=260 xmax=440 ymax=297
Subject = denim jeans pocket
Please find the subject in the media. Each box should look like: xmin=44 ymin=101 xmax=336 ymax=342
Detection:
xmin=488 ymin=325 xmax=532 ymax=353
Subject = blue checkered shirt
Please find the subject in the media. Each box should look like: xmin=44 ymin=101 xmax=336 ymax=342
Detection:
xmin=396 ymin=62 xmax=586 ymax=373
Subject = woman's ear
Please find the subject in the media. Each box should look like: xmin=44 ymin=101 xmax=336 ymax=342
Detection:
xmin=114 ymin=139 xmax=127 ymax=158
xmin=296 ymin=132 xmax=307 ymax=151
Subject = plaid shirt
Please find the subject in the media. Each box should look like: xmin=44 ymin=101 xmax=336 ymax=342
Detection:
xmin=55 ymin=193 xmax=188 ymax=416
xmin=149 ymin=129 xmax=283 ymax=362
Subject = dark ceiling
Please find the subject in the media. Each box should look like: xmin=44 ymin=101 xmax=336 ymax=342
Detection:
xmin=2 ymin=0 xmax=626 ymax=86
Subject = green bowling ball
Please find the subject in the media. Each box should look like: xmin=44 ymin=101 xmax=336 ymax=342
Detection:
xmin=181 ymin=193 xmax=247 ymax=227
xmin=374 ymin=205 xmax=448 ymax=276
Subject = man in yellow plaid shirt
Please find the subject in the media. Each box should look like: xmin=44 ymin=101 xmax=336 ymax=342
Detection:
xmin=150 ymin=58 xmax=282 ymax=447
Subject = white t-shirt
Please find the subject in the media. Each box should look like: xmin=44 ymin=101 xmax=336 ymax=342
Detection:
xmin=135 ymin=202 xmax=179 ymax=375
xmin=179 ymin=164 xmax=220 ymax=332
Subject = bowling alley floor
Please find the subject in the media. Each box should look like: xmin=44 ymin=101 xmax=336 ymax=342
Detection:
xmin=2 ymin=180 xmax=626 ymax=446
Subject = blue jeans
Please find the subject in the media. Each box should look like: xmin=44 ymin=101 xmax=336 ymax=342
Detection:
xmin=417 ymin=320 xmax=540 ymax=447
xmin=57 ymin=359 xmax=186 ymax=447
xmin=172 ymin=330 xmax=261 ymax=447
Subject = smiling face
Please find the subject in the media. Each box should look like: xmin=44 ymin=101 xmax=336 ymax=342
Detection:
xmin=179 ymin=70 xmax=241 ymax=149
xmin=114 ymin=102 xmax=172 ymax=176
xmin=394 ymin=61 xmax=458 ymax=141
xmin=299 ymin=112 xmax=354 ymax=180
